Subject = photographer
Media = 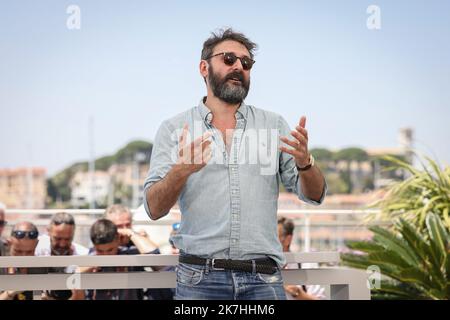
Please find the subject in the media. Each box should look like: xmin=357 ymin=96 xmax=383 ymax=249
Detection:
xmin=0 ymin=222 xmax=40 ymax=300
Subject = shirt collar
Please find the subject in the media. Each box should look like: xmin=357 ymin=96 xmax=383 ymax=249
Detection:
xmin=198 ymin=97 xmax=248 ymax=125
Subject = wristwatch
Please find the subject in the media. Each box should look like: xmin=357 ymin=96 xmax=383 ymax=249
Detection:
xmin=296 ymin=154 xmax=315 ymax=171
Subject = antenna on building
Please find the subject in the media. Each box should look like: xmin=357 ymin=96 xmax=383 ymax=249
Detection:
xmin=89 ymin=116 xmax=96 ymax=209
xmin=398 ymin=127 xmax=414 ymax=164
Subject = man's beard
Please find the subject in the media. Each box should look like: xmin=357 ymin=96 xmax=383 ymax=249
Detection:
xmin=51 ymin=245 xmax=71 ymax=256
xmin=208 ymin=65 xmax=250 ymax=104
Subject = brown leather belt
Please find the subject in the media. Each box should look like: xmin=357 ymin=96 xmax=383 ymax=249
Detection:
xmin=179 ymin=255 xmax=278 ymax=274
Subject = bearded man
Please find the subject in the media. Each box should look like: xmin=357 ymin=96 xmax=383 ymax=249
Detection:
xmin=144 ymin=28 xmax=327 ymax=300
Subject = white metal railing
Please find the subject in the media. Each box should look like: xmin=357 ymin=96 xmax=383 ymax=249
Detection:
xmin=3 ymin=208 xmax=384 ymax=253
xmin=4 ymin=208 xmax=381 ymax=215
xmin=0 ymin=252 xmax=370 ymax=300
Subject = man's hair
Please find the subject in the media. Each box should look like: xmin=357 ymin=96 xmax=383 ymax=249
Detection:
xmin=11 ymin=221 xmax=38 ymax=234
xmin=50 ymin=212 xmax=75 ymax=227
xmin=104 ymin=204 xmax=131 ymax=218
xmin=201 ymin=28 xmax=258 ymax=60
xmin=90 ymin=219 xmax=118 ymax=245
xmin=278 ymin=217 xmax=295 ymax=237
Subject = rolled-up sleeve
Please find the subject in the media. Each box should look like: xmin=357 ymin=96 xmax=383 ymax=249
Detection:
xmin=278 ymin=116 xmax=327 ymax=205
xmin=143 ymin=120 xmax=177 ymax=217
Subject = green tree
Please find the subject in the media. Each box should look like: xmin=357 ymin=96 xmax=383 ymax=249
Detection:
xmin=310 ymin=148 xmax=334 ymax=162
xmin=115 ymin=140 xmax=152 ymax=163
xmin=333 ymin=147 xmax=368 ymax=162
xmin=342 ymin=154 xmax=450 ymax=299
xmin=326 ymin=172 xmax=350 ymax=194
xmin=366 ymin=155 xmax=450 ymax=230
xmin=341 ymin=213 xmax=449 ymax=299
xmin=49 ymin=162 xmax=88 ymax=202
xmin=46 ymin=140 xmax=153 ymax=206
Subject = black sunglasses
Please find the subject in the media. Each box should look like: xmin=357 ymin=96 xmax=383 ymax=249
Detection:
xmin=12 ymin=230 xmax=39 ymax=240
xmin=0 ymin=220 xmax=7 ymax=227
xmin=206 ymin=52 xmax=255 ymax=70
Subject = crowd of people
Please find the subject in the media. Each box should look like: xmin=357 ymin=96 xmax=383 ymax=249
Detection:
xmin=0 ymin=204 xmax=325 ymax=300
xmin=0 ymin=204 xmax=177 ymax=300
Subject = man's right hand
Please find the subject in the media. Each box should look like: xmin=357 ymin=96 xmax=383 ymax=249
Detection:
xmin=145 ymin=123 xmax=213 ymax=220
xmin=176 ymin=123 xmax=212 ymax=175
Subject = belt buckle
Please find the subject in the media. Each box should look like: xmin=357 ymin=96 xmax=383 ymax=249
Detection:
xmin=211 ymin=259 xmax=225 ymax=271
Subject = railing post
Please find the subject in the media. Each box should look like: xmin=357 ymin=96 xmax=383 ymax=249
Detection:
xmin=330 ymin=284 xmax=349 ymax=300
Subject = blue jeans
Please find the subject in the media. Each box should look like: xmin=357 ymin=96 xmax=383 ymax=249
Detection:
xmin=175 ymin=262 xmax=287 ymax=300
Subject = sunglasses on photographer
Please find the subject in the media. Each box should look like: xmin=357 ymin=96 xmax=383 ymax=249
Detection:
xmin=206 ymin=52 xmax=255 ymax=71
xmin=11 ymin=230 xmax=39 ymax=240
xmin=0 ymin=220 xmax=7 ymax=227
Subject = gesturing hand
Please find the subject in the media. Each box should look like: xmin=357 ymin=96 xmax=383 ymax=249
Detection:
xmin=280 ymin=116 xmax=311 ymax=168
xmin=177 ymin=124 xmax=213 ymax=174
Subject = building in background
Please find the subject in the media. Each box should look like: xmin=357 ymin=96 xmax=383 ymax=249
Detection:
xmin=107 ymin=162 xmax=149 ymax=209
xmin=67 ymin=163 xmax=150 ymax=209
xmin=312 ymin=128 xmax=414 ymax=194
xmin=368 ymin=127 xmax=414 ymax=189
xmin=70 ymin=171 xmax=111 ymax=208
xmin=0 ymin=167 xmax=47 ymax=209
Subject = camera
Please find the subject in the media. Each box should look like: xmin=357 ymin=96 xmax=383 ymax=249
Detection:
xmin=46 ymin=290 xmax=72 ymax=300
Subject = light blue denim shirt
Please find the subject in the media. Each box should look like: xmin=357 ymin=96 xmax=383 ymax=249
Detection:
xmin=143 ymin=98 xmax=327 ymax=267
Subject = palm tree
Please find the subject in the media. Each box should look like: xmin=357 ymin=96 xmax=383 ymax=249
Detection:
xmin=366 ymin=155 xmax=450 ymax=230
xmin=341 ymin=154 xmax=450 ymax=299
xmin=342 ymin=213 xmax=449 ymax=299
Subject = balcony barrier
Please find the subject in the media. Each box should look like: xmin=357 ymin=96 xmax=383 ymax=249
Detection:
xmin=0 ymin=252 xmax=371 ymax=300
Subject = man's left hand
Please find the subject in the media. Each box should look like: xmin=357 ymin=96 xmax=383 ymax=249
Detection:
xmin=280 ymin=116 xmax=310 ymax=168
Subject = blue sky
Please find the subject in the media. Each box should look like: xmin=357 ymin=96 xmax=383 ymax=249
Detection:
xmin=1 ymin=0 xmax=449 ymax=175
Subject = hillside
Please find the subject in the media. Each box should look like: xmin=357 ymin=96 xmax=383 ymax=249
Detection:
xmin=47 ymin=140 xmax=153 ymax=202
